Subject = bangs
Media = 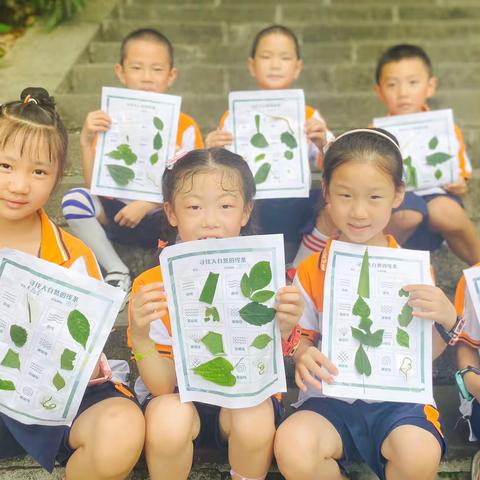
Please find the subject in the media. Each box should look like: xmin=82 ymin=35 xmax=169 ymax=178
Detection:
xmin=175 ymin=165 xmax=243 ymax=196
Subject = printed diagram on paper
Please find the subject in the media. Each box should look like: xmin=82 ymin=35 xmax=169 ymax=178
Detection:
xmin=462 ymin=266 xmax=480 ymax=330
xmin=91 ymin=86 xmax=181 ymax=202
xmin=159 ymin=235 xmax=287 ymax=408
xmin=322 ymin=241 xmax=433 ymax=404
xmin=373 ymin=109 xmax=457 ymax=191
xmin=0 ymin=249 xmax=124 ymax=426
xmin=229 ymin=89 xmax=309 ymax=199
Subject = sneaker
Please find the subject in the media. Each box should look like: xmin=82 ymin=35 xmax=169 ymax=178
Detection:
xmin=471 ymin=450 xmax=480 ymax=480
xmin=105 ymin=271 xmax=131 ymax=311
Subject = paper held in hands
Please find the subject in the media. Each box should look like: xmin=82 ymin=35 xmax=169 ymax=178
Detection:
xmin=91 ymin=86 xmax=181 ymax=202
xmin=159 ymin=234 xmax=287 ymax=408
xmin=228 ymin=89 xmax=310 ymax=200
xmin=321 ymin=240 xmax=434 ymax=404
xmin=0 ymin=249 xmax=125 ymax=426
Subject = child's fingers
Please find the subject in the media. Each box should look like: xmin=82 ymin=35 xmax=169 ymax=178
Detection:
xmin=294 ymin=369 xmax=308 ymax=392
xmin=296 ymin=365 xmax=322 ymax=390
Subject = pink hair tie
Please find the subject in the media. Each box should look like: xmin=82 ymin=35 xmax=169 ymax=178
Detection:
xmin=23 ymin=95 xmax=38 ymax=105
xmin=166 ymin=149 xmax=189 ymax=170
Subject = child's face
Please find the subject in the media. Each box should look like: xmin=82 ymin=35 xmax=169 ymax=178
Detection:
xmin=0 ymin=138 xmax=58 ymax=223
xmin=247 ymin=33 xmax=303 ymax=90
xmin=325 ymin=161 xmax=404 ymax=246
xmin=164 ymin=169 xmax=252 ymax=242
xmin=375 ymin=58 xmax=437 ymax=115
xmin=115 ymin=39 xmax=177 ymax=93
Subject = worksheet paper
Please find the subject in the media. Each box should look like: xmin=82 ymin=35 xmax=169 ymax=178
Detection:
xmin=159 ymin=235 xmax=287 ymax=408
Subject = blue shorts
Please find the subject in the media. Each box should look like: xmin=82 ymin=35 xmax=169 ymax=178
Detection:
xmin=296 ymin=397 xmax=446 ymax=480
xmin=394 ymin=191 xmax=463 ymax=251
xmin=470 ymin=399 xmax=480 ymax=439
xmin=0 ymin=381 xmax=138 ymax=472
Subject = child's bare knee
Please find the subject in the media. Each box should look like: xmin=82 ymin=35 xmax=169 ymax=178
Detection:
xmin=391 ymin=210 xmax=423 ymax=230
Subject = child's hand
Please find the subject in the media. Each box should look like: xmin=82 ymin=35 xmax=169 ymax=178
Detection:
xmin=205 ymin=129 xmax=233 ymax=148
xmin=295 ymin=344 xmax=338 ymax=392
xmin=80 ymin=110 xmax=111 ymax=147
xmin=305 ymin=117 xmax=328 ymax=151
xmin=401 ymin=284 xmax=457 ymax=331
xmin=443 ymin=176 xmax=468 ymax=197
xmin=114 ymin=201 xmax=158 ymax=228
xmin=130 ymin=282 xmax=168 ymax=338
xmin=275 ymin=286 xmax=304 ymax=339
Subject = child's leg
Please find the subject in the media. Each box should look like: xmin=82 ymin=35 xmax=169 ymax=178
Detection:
xmin=275 ymin=410 xmax=345 ymax=480
xmin=65 ymin=397 xmax=144 ymax=480
xmin=219 ymin=399 xmax=276 ymax=480
xmin=144 ymin=393 xmax=200 ymax=480
xmin=427 ymin=195 xmax=480 ymax=265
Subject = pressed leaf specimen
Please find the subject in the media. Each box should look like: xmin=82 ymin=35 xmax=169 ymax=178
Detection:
xmin=255 ymin=153 xmax=266 ymax=162
xmin=0 ymin=379 xmax=15 ymax=391
xmin=192 ymin=357 xmax=236 ymax=386
xmin=396 ymin=327 xmax=410 ymax=348
xmin=403 ymin=156 xmax=418 ymax=188
xmin=250 ymin=114 xmax=269 ymax=148
xmin=106 ymin=144 xmax=137 ymax=165
xmin=67 ymin=309 xmax=90 ymax=349
xmin=239 ymin=302 xmax=276 ymax=326
xmin=204 ymin=306 xmax=220 ymax=322
xmin=251 ymin=333 xmax=273 ymax=349
xmin=199 ymin=272 xmax=220 ymax=304
xmin=53 ymin=372 xmax=65 ymax=391
xmin=280 ymin=131 xmax=297 ymax=149
xmin=10 ymin=325 xmax=27 ymax=348
xmin=254 ymin=162 xmax=271 ymax=184
xmin=426 ymin=152 xmax=452 ymax=167
xmin=107 ymin=164 xmax=135 ymax=186
xmin=1 ymin=349 xmax=20 ymax=370
xmin=60 ymin=348 xmax=77 ymax=371
xmin=201 ymin=331 xmax=225 ymax=356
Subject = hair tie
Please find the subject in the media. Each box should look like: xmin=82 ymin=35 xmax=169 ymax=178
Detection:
xmin=23 ymin=95 xmax=38 ymax=105
xmin=324 ymin=128 xmax=402 ymax=155
xmin=166 ymin=149 xmax=189 ymax=170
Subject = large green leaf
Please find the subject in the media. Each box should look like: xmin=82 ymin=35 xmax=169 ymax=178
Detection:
xmin=1 ymin=349 xmax=20 ymax=370
xmin=201 ymin=332 xmax=225 ymax=356
xmin=239 ymin=302 xmax=276 ymax=326
xmin=251 ymin=334 xmax=273 ymax=349
xmin=10 ymin=325 xmax=27 ymax=348
xmin=249 ymin=261 xmax=272 ymax=292
xmin=199 ymin=272 xmax=219 ymax=304
xmin=0 ymin=379 xmax=15 ymax=391
xmin=352 ymin=295 xmax=370 ymax=318
xmin=53 ymin=372 xmax=65 ymax=391
xmin=355 ymin=344 xmax=371 ymax=376
xmin=60 ymin=348 xmax=77 ymax=371
xmin=240 ymin=273 xmax=252 ymax=299
xmin=398 ymin=302 xmax=413 ymax=328
xmin=250 ymin=290 xmax=275 ymax=303
xmin=426 ymin=152 xmax=452 ymax=166
xmin=357 ymin=248 xmax=370 ymax=298
xmin=67 ymin=309 xmax=90 ymax=349
xmin=254 ymin=162 xmax=271 ymax=184
xmin=192 ymin=357 xmax=236 ymax=386
xmin=280 ymin=131 xmax=297 ymax=149
xmin=107 ymin=164 xmax=135 ymax=186
xmin=396 ymin=327 xmax=410 ymax=348
xmin=153 ymin=116 xmax=164 ymax=130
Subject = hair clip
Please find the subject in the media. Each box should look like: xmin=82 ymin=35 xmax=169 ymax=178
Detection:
xmin=166 ymin=149 xmax=188 ymax=170
xmin=23 ymin=95 xmax=38 ymax=105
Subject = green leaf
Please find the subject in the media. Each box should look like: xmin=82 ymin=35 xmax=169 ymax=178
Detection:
xmin=60 ymin=348 xmax=77 ymax=371
xmin=250 ymin=133 xmax=269 ymax=148
xmin=254 ymin=162 xmax=271 ymax=184
xmin=250 ymin=290 xmax=275 ymax=303
xmin=251 ymin=334 xmax=273 ymax=349
xmin=53 ymin=372 xmax=65 ymax=391
xmin=199 ymin=272 xmax=220 ymax=304
xmin=280 ymin=131 xmax=298 ymax=149
xmin=0 ymin=379 xmax=15 ymax=391
xmin=406 ymin=165 xmax=418 ymax=188
xmin=255 ymin=114 xmax=260 ymax=132
xmin=10 ymin=325 xmax=27 ymax=348
xmin=429 ymin=136 xmax=439 ymax=150
xmin=116 ymin=144 xmax=137 ymax=165
xmin=434 ymin=169 xmax=442 ymax=180
xmin=192 ymin=357 xmax=236 ymax=386
xmin=106 ymin=149 xmax=124 ymax=160
xmin=255 ymin=153 xmax=266 ymax=162
xmin=153 ymin=132 xmax=163 ymax=150
xmin=1 ymin=349 xmax=20 ymax=370
xmin=201 ymin=332 xmax=225 ymax=356
xmin=240 ymin=273 xmax=252 ymax=299
xmin=239 ymin=302 xmax=276 ymax=326
xmin=204 ymin=306 xmax=220 ymax=322
xmin=396 ymin=327 xmax=410 ymax=348
xmin=399 ymin=288 xmax=409 ymax=297
xmin=249 ymin=261 xmax=272 ymax=292
xmin=351 ymin=327 xmax=368 ymax=344
xmin=357 ymin=248 xmax=370 ymax=298
xmin=426 ymin=152 xmax=452 ymax=166
xmin=403 ymin=156 xmax=412 ymax=167
xmin=352 ymin=296 xmax=370 ymax=318
xmin=67 ymin=309 xmax=90 ymax=349
xmin=107 ymin=164 xmax=135 ymax=186
xmin=364 ymin=329 xmax=384 ymax=348
xmin=284 ymin=150 xmax=294 ymax=160
xmin=153 ymin=116 xmax=164 ymax=130
xmin=150 ymin=153 xmax=159 ymax=165
xmin=398 ymin=302 xmax=413 ymax=328
xmin=354 ymin=344 xmax=371 ymax=376
xmin=358 ymin=316 xmax=372 ymax=334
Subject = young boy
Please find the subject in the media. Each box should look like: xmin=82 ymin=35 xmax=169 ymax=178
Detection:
xmin=62 ymin=29 xmax=203 ymax=296
xmin=375 ymin=44 xmax=480 ymax=265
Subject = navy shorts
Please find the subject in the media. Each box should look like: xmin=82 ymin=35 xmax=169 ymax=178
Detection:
xmin=394 ymin=191 xmax=463 ymax=251
xmin=296 ymin=397 xmax=446 ymax=480
xmin=0 ymin=382 xmax=138 ymax=472
xmin=470 ymin=399 xmax=480 ymax=439
xmin=99 ymin=197 xmax=168 ymax=249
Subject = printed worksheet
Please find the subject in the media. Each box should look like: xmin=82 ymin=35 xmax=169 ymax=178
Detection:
xmin=373 ymin=109 xmax=457 ymax=191
xmin=159 ymin=235 xmax=287 ymax=408
xmin=91 ymin=86 xmax=181 ymax=202
xmin=229 ymin=89 xmax=310 ymax=199
xmin=463 ymin=266 xmax=480 ymax=326
xmin=0 ymin=249 xmax=124 ymax=426
xmin=322 ymin=241 xmax=433 ymax=404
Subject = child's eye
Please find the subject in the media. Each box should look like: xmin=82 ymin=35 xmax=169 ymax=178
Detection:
xmin=33 ymin=169 xmax=48 ymax=176
xmin=371 ymin=195 xmax=382 ymax=200
xmin=222 ymin=204 xmax=234 ymax=209
xmin=0 ymin=163 xmax=11 ymax=170
xmin=187 ymin=205 xmax=200 ymax=210
xmin=339 ymin=193 xmax=351 ymax=199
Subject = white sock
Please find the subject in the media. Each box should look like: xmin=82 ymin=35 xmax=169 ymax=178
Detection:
xmin=293 ymin=227 xmax=328 ymax=267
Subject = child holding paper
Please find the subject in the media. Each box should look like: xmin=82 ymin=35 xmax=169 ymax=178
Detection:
xmin=274 ymin=129 xmax=463 ymax=480
xmin=374 ymin=44 xmax=480 ymax=265
xmin=62 ymin=28 xmax=204 ymax=297
xmin=205 ymin=25 xmax=336 ymax=262
xmin=128 ymin=148 xmax=304 ymax=480
xmin=0 ymin=88 xmax=144 ymax=478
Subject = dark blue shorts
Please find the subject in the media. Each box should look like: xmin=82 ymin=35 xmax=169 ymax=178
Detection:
xmin=99 ymin=197 xmax=168 ymax=249
xmin=296 ymin=397 xmax=446 ymax=480
xmin=470 ymin=399 xmax=480 ymax=439
xmin=394 ymin=191 xmax=463 ymax=251
xmin=0 ymin=381 xmax=138 ymax=472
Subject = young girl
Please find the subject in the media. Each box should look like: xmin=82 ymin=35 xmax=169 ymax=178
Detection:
xmin=205 ymin=25 xmax=336 ymax=262
xmin=273 ymin=129 xmax=462 ymax=480
xmin=128 ymin=147 xmax=304 ymax=480
xmin=0 ymin=88 xmax=145 ymax=479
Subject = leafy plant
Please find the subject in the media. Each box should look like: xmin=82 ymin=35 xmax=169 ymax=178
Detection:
xmin=107 ymin=164 xmax=135 ymax=186
xmin=204 ymin=306 xmax=220 ymax=322
xmin=0 ymin=378 xmax=15 ymax=391
xmin=53 ymin=372 xmax=65 ymax=391
xmin=201 ymin=332 xmax=225 ymax=356
xmin=251 ymin=334 xmax=273 ymax=349
xmin=254 ymin=162 xmax=271 ymax=184
xmin=1 ymin=349 xmax=20 ymax=369
xmin=250 ymin=114 xmax=269 ymax=148
xmin=280 ymin=131 xmax=297 ymax=149
xmin=199 ymin=272 xmax=219 ymax=304
xmin=192 ymin=357 xmax=236 ymax=386
xmin=67 ymin=309 xmax=90 ymax=349
xmin=60 ymin=348 xmax=77 ymax=371
xmin=10 ymin=325 xmax=27 ymax=348
xmin=106 ymin=144 xmax=137 ymax=165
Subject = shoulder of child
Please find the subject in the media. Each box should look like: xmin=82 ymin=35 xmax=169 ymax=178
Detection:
xmin=132 ymin=266 xmax=163 ymax=294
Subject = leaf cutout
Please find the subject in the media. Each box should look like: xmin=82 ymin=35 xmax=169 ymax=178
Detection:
xmin=239 ymin=302 xmax=276 ymax=326
xmin=280 ymin=131 xmax=298 ymax=149
xmin=434 ymin=169 xmax=442 ymax=180
xmin=201 ymin=331 xmax=225 ymax=356
xmin=10 ymin=325 xmax=27 ymax=348
xmin=364 ymin=329 xmax=384 ymax=348
xmin=358 ymin=316 xmax=372 ymax=334
xmin=249 ymin=261 xmax=272 ymax=292
xmin=240 ymin=273 xmax=252 ymax=299
xmin=426 ymin=152 xmax=452 ymax=166
xmin=107 ymin=164 xmax=135 ymax=186
xmin=284 ymin=150 xmax=294 ymax=160
xmin=352 ymin=296 xmax=370 ymax=318
xmin=204 ymin=306 xmax=220 ymax=322
xmin=398 ymin=288 xmax=409 ymax=297
xmin=0 ymin=379 xmax=15 ymax=391
xmin=60 ymin=348 xmax=77 ymax=371
xmin=355 ymin=344 xmax=371 ymax=376
xmin=199 ymin=272 xmax=219 ymax=304
xmin=53 ymin=372 xmax=65 ymax=391
xmin=255 ymin=153 xmax=266 ymax=162
xmin=398 ymin=302 xmax=413 ymax=328
xmin=254 ymin=162 xmax=271 ymax=184
xmin=150 ymin=153 xmax=159 ymax=165
xmin=357 ymin=248 xmax=370 ymax=298
xmin=153 ymin=116 xmax=164 ymax=130
xmin=251 ymin=334 xmax=273 ymax=349
xmin=250 ymin=290 xmax=275 ymax=303
xmin=153 ymin=132 xmax=163 ymax=150
xmin=396 ymin=327 xmax=410 ymax=347
xmin=67 ymin=309 xmax=90 ymax=349
xmin=428 ymin=136 xmax=439 ymax=150
xmin=1 ymin=349 xmax=20 ymax=370
xmin=192 ymin=357 xmax=236 ymax=386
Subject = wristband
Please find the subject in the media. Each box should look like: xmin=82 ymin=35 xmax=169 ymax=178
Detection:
xmin=435 ymin=315 xmax=465 ymax=346
xmin=455 ymin=365 xmax=480 ymax=401
xmin=131 ymin=345 xmax=157 ymax=361
xmin=282 ymin=325 xmax=302 ymax=357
